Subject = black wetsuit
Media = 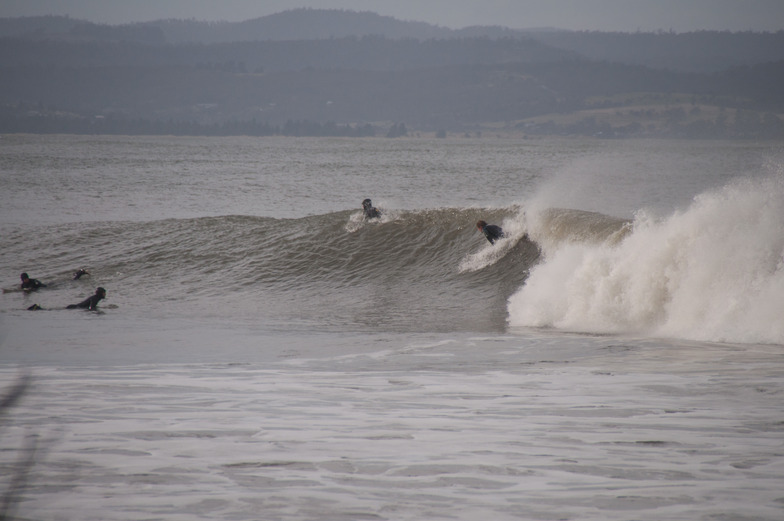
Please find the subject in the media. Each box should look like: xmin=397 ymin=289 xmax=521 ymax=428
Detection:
xmin=480 ymin=224 xmax=504 ymax=245
xmin=362 ymin=199 xmax=381 ymax=219
xmin=21 ymin=278 xmax=46 ymax=291
xmin=67 ymin=291 xmax=105 ymax=310
xmin=364 ymin=206 xmax=381 ymax=219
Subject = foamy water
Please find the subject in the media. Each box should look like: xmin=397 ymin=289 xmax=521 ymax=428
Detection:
xmin=510 ymin=175 xmax=784 ymax=344
xmin=2 ymin=335 xmax=783 ymax=521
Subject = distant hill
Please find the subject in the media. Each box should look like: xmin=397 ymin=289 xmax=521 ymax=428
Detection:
xmin=0 ymin=35 xmax=578 ymax=72
xmin=149 ymin=9 xmax=456 ymax=43
xmin=0 ymin=10 xmax=528 ymax=44
xmin=2 ymin=10 xmax=783 ymax=72
xmin=531 ymin=30 xmax=784 ymax=73
xmin=1 ymin=9 xmax=783 ymax=138
xmin=0 ymin=15 xmax=165 ymax=44
xmin=0 ymin=15 xmax=81 ymax=38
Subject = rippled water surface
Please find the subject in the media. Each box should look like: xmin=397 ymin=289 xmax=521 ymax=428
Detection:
xmin=1 ymin=135 xmax=783 ymax=520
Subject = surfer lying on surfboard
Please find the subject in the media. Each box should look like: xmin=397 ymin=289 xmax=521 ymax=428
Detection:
xmin=28 ymin=287 xmax=107 ymax=311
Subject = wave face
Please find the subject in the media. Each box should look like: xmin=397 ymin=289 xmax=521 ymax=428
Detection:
xmin=5 ymin=176 xmax=783 ymax=344
xmin=509 ymin=175 xmax=784 ymax=344
xmin=2 ymin=207 xmax=539 ymax=333
xmin=6 ymin=176 xmax=783 ymax=344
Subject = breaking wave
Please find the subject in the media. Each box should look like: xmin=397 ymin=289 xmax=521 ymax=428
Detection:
xmin=508 ymin=175 xmax=784 ymax=344
xmin=5 ymin=173 xmax=784 ymax=343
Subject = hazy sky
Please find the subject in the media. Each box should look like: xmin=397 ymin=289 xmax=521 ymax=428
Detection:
xmin=2 ymin=0 xmax=783 ymax=32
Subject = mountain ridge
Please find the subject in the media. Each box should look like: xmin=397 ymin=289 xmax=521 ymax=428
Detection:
xmin=1 ymin=9 xmax=782 ymax=138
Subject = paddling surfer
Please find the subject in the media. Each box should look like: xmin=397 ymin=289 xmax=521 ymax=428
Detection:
xmin=28 ymin=287 xmax=107 ymax=311
xmin=66 ymin=287 xmax=107 ymax=310
xmin=362 ymin=198 xmax=381 ymax=219
xmin=20 ymin=272 xmax=46 ymax=292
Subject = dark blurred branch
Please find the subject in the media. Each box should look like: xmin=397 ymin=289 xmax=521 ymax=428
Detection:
xmin=0 ymin=434 xmax=40 ymax=521
xmin=0 ymin=374 xmax=35 ymax=521
xmin=0 ymin=374 xmax=31 ymax=415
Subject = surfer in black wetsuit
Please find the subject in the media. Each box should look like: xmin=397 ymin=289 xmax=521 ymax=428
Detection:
xmin=20 ymin=272 xmax=46 ymax=292
xmin=73 ymin=268 xmax=90 ymax=280
xmin=28 ymin=286 xmax=107 ymax=311
xmin=362 ymin=198 xmax=381 ymax=219
xmin=66 ymin=287 xmax=106 ymax=310
xmin=476 ymin=220 xmax=504 ymax=245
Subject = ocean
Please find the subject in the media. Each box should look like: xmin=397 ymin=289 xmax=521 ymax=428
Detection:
xmin=1 ymin=134 xmax=783 ymax=520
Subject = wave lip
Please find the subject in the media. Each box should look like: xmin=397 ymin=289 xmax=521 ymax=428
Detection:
xmin=508 ymin=176 xmax=784 ymax=345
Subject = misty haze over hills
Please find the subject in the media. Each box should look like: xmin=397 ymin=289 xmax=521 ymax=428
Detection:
xmin=0 ymin=9 xmax=540 ymax=45
xmin=1 ymin=8 xmax=782 ymax=138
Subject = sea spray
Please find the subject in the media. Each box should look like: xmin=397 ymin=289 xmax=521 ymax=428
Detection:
xmin=508 ymin=175 xmax=784 ymax=344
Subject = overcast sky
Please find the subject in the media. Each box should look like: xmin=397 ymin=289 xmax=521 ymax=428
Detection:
xmin=2 ymin=0 xmax=783 ymax=32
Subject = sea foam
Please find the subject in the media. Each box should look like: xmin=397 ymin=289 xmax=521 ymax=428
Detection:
xmin=508 ymin=175 xmax=784 ymax=344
